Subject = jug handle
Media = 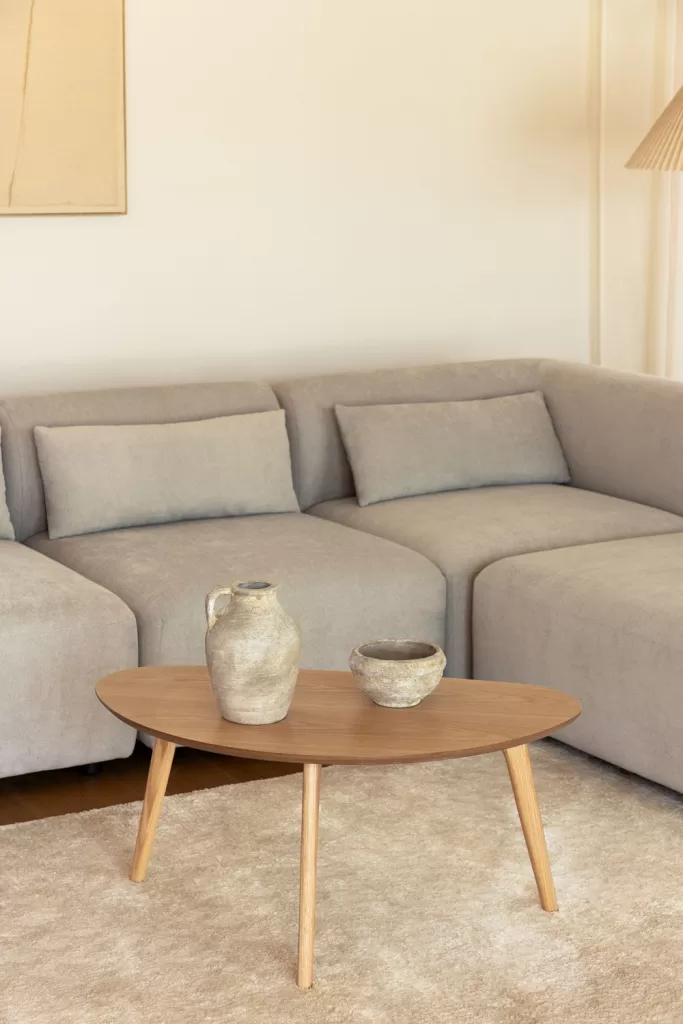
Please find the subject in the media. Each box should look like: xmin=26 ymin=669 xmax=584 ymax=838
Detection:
xmin=206 ymin=586 xmax=233 ymax=629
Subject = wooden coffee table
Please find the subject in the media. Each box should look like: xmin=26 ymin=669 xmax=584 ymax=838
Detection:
xmin=97 ymin=667 xmax=580 ymax=989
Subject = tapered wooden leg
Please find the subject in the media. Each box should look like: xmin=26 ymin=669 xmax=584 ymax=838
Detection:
xmin=503 ymin=744 xmax=558 ymax=912
xmin=130 ymin=738 xmax=176 ymax=882
xmin=297 ymin=763 xmax=321 ymax=989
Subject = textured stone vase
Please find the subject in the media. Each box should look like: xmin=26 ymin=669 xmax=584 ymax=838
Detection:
xmin=349 ymin=639 xmax=446 ymax=708
xmin=205 ymin=582 xmax=301 ymax=725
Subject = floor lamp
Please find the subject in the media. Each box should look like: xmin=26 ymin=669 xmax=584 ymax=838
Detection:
xmin=626 ymin=86 xmax=683 ymax=377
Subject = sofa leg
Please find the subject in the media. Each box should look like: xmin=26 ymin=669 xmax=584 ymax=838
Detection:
xmin=77 ymin=762 xmax=102 ymax=777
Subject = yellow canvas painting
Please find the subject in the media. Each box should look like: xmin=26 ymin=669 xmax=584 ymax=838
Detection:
xmin=0 ymin=0 xmax=126 ymax=215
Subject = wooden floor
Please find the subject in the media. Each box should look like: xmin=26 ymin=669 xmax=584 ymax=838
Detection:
xmin=0 ymin=743 xmax=299 ymax=826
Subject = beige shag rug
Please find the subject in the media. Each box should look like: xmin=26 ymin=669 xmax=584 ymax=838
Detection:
xmin=2 ymin=743 xmax=683 ymax=1024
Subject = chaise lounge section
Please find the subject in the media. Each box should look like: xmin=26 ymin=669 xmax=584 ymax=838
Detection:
xmin=473 ymin=361 xmax=683 ymax=793
xmin=474 ymin=533 xmax=683 ymax=794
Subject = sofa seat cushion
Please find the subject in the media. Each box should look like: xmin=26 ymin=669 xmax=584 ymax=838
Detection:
xmin=473 ymin=533 xmax=683 ymax=793
xmin=0 ymin=541 xmax=137 ymax=777
xmin=29 ymin=513 xmax=446 ymax=670
xmin=310 ymin=484 xmax=683 ymax=676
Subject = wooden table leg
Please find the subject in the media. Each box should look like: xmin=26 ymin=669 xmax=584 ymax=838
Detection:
xmin=503 ymin=744 xmax=558 ymax=912
xmin=130 ymin=737 xmax=176 ymax=882
xmin=297 ymin=763 xmax=321 ymax=989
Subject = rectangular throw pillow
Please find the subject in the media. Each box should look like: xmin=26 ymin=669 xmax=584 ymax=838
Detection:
xmin=335 ymin=391 xmax=570 ymax=507
xmin=0 ymin=427 xmax=16 ymax=540
xmin=34 ymin=410 xmax=300 ymax=539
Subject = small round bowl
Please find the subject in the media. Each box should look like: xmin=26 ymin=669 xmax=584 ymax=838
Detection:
xmin=349 ymin=639 xmax=447 ymax=708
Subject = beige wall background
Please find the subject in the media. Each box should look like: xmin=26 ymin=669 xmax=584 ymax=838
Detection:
xmin=0 ymin=0 xmax=678 ymax=395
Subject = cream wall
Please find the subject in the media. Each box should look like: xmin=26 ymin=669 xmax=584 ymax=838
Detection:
xmin=596 ymin=0 xmax=683 ymax=375
xmin=0 ymin=1 xmax=671 ymax=396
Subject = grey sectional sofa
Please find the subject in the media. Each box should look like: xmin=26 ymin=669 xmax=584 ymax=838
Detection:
xmin=2 ymin=358 xmax=683 ymax=792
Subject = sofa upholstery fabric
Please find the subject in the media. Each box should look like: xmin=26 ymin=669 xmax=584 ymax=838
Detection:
xmin=35 ymin=411 xmax=299 ymax=539
xmin=473 ymin=533 xmax=683 ymax=793
xmin=310 ymin=484 xmax=683 ymax=676
xmin=0 ymin=380 xmax=279 ymax=541
xmin=0 ymin=428 xmax=14 ymax=540
xmin=274 ymin=359 xmax=542 ymax=509
xmin=0 ymin=541 xmax=137 ymax=778
xmin=29 ymin=513 xmax=446 ymax=670
xmin=335 ymin=392 xmax=569 ymax=506
xmin=541 ymin=360 xmax=683 ymax=517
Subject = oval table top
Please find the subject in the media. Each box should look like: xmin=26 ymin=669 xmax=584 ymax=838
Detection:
xmin=97 ymin=667 xmax=580 ymax=765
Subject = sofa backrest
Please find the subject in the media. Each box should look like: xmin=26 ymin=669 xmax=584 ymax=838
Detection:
xmin=274 ymin=359 xmax=543 ymax=509
xmin=540 ymin=360 xmax=683 ymax=517
xmin=0 ymin=381 xmax=279 ymax=541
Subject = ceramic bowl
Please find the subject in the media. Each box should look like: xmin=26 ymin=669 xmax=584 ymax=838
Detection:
xmin=349 ymin=638 xmax=447 ymax=708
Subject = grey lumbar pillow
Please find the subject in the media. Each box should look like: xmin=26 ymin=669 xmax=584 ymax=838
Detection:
xmin=34 ymin=410 xmax=300 ymax=539
xmin=0 ymin=428 xmax=16 ymax=540
xmin=335 ymin=391 xmax=570 ymax=507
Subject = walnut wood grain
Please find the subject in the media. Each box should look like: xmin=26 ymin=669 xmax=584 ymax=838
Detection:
xmin=97 ymin=666 xmax=580 ymax=765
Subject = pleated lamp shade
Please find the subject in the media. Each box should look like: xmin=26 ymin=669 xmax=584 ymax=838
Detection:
xmin=627 ymin=84 xmax=683 ymax=170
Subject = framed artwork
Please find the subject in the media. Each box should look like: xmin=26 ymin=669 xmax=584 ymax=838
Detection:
xmin=0 ymin=0 xmax=126 ymax=215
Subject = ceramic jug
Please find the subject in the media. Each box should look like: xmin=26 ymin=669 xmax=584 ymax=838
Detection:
xmin=205 ymin=581 xmax=301 ymax=724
